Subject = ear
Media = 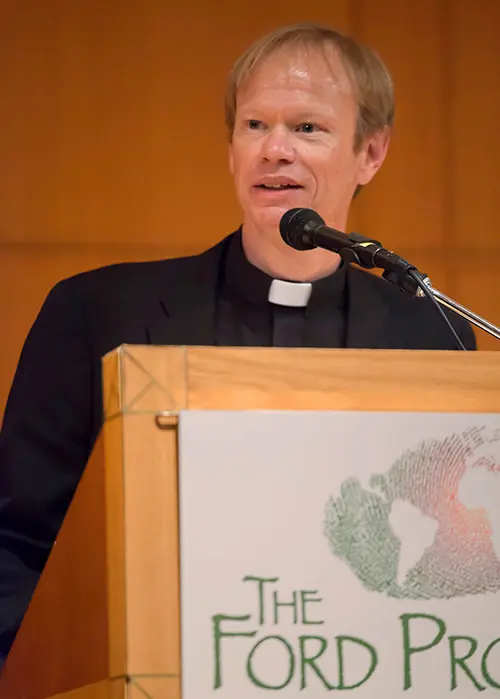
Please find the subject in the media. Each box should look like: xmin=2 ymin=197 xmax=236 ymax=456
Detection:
xmin=356 ymin=127 xmax=391 ymax=186
xmin=228 ymin=142 xmax=234 ymax=175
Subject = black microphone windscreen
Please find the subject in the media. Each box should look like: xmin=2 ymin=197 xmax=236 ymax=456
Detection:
xmin=279 ymin=208 xmax=325 ymax=251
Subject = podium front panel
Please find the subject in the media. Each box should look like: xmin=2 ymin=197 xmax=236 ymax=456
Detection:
xmin=178 ymin=409 xmax=500 ymax=698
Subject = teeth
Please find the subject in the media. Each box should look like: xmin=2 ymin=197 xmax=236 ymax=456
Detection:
xmin=261 ymin=183 xmax=296 ymax=189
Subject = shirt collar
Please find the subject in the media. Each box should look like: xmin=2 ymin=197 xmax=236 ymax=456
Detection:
xmin=221 ymin=229 xmax=348 ymax=314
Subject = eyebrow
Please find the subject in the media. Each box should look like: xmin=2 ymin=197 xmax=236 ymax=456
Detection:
xmin=239 ymin=106 xmax=337 ymax=121
xmin=290 ymin=110 xmax=336 ymax=121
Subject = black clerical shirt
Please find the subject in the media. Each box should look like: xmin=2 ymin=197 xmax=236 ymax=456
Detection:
xmin=216 ymin=230 xmax=348 ymax=348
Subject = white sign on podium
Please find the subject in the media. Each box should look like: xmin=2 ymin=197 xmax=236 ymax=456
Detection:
xmin=179 ymin=410 xmax=500 ymax=697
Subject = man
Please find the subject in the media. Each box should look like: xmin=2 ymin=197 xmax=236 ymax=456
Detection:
xmin=0 ymin=23 xmax=475 ymax=664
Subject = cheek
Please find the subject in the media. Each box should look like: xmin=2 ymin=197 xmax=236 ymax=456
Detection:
xmin=229 ymin=147 xmax=251 ymax=201
xmin=320 ymin=143 xmax=359 ymax=182
xmin=296 ymin=137 xmax=341 ymax=172
xmin=304 ymin=150 xmax=342 ymax=187
xmin=230 ymin=143 xmax=249 ymax=177
xmin=232 ymin=143 xmax=261 ymax=189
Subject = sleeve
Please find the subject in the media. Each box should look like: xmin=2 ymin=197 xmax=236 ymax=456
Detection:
xmin=438 ymin=303 xmax=478 ymax=351
xmin=0 ymin=278 xmax=96 ymax=664
xmin=449 ymin=311 xmax=477 ymax=351
xmin=461 ymin=321 xmax=477 ymax=351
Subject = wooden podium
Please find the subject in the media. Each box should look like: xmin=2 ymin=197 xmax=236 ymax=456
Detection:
xmin=0 ymin=345 xmax=498 ymax=699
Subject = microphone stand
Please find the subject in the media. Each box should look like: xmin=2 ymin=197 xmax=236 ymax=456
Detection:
xmin=415 ymin=276 xmax=500 ymax=341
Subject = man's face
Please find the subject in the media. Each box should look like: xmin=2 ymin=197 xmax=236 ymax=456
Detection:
xmin=229 ymin=45 xmax=386 ymax=237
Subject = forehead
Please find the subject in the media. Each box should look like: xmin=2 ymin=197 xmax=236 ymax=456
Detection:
xmin=237 ymin=44 xmax=355 ymax=108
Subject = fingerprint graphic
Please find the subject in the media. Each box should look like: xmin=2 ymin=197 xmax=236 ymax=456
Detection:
xmin=324 ymin=426 xmax=500 ymax=599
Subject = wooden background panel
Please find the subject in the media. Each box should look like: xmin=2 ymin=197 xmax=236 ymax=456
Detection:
xmin=236 ymin=0 xmax=351 ymax=43
xmin=447 ymin=0 xmax=500 ymax=249
xmin=0 ymin=1 xmax=239 ymax=246
xmin=352 ymin=0 xmax=448 ymax=253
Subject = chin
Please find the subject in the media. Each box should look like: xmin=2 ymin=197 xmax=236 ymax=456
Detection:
xmin=252 ymin=205 xmax=295 ymax=233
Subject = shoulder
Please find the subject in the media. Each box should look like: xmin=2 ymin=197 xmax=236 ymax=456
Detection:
xmin=349 ymin=266 xmax=477 ymax=350
xmin=25 ymin=234 xmax=233 ymax=345
xmin=47 ymin=234 xmax=231 ymax=303
xmin=61 ymin=236 xmax=228 ymax=290
xmin=349 ymin=266 xmax=424 ymax=311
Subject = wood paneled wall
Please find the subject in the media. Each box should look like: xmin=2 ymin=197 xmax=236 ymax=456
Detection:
xmin=1 ymin=0 xmax=499 ymax=416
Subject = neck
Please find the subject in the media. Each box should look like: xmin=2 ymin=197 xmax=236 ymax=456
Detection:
xmin=241 ymin=223 xmax=342 ymax=282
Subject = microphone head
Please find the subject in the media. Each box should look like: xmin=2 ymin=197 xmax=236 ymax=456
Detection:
xmin=279 ymin=208 xmax=325 ymax=251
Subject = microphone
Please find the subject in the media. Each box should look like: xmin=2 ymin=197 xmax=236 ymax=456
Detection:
xmin=279 ymin=207 xmax=418 ymax=281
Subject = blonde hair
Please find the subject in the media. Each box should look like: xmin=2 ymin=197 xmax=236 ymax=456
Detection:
xmin=225 ymin=23 xmax=394 ymax=152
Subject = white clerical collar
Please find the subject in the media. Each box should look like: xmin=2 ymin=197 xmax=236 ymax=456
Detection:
xmin=268 ymin=278 xmax=313 ymax=307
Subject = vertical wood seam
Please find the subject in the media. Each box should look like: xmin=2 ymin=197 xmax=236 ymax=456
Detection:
xmin=440 ymin=0 xmax=455 ymax=294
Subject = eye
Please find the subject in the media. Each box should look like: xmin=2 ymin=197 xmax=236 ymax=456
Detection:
xmin=247 ymin=119 xmax=264 ymax=130
xmin=296 ymin=122 xmax=320 ymax=133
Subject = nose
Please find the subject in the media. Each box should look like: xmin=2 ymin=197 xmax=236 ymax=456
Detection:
xmin=260 ymin=125 xmax=296 ymax=164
